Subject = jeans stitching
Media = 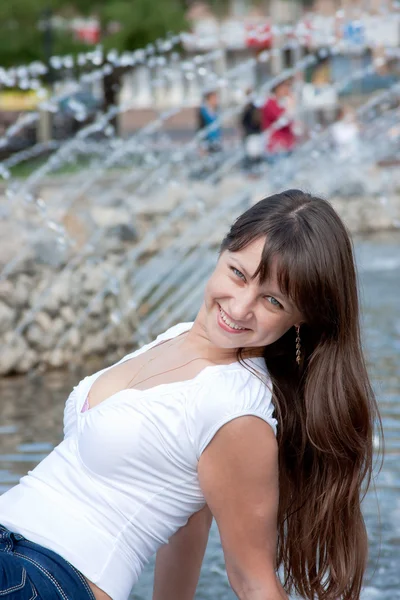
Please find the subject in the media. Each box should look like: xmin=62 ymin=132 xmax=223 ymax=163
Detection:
xmin=1 ymin=530 xmax=93 ymax=600
xmin=0 ymin=565 xmax=26 ymax=595
xmin=13 ymin=553 xmax=68 ymax=600
xmin=27 ymin=579 xmax=38 ymax=600
xmin=29 ymin=582 xmax=37 ymax=600
xmin=65 ymin=564 xmax=96 ymax=600
xmin=14 ymin=541 xmax=94 ymax=600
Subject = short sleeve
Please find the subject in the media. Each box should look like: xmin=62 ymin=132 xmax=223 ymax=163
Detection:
xmin=186 ymin=366 xmax=277 ymax=461
xmin=63 ymin=381 xmax=84 ymax=439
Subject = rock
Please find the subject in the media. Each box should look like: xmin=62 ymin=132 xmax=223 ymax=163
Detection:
xmin=82 ymin=332 xmax=106 ymax=356
xmin=0 ymin=301 xmax=15 ymax=334
xmin=61 ymin=212 xmax=89 ymax=250
xmin=26 ymin=313 xmax=64 ymax=350
xmin=29 ymin=272 xmax=53 ymax=306
xmin=60 ymin=306 xmax=76 ymax=325
xmin=12 ymin=255 xmax=37 ymax=276
xmin=65 ymin=327 xmax=81 ymax=349
xmin=106 ymin=223 xmax=139 ymax=243
xmin=217 ymin=174 xmax=248 ymax=199
xmin=83 ymin=266 xmax=108 ymax=294
xmin=105 ymin=195 xmax=130 ymax=209
xmin=87 ymin=296 xmax=104 ymax=317
xmin=14 ymin=275 xmax=32 ymax=308
xmin=35 ymin=311 xmax=53 ymax=332
xmin=330 ymin=195 xmax=400 ymax=233
xmin=32 ymin=238 xmax=68 ymax=268
xmin=47 ymin=348 xmax=64 ymax=368
xmin=40 ymin=294 xmax=61 ymax=316
xmin=0 ymin=280 xmax=14 ymax=306
xmin=41 ymin=277 xmax=72 ymax=315
xmin=15 ymin=348 xmax=38 ymax=373
xmin=134 ymin=187 xmax=181 ymax=215
xmin=68 ymin=274 xmax=86 ymax=310
xmin=25 ymin=323 xmax=54 ymax=350
xmin=26 ymin=324 xmax=44 ymax=347
xmin=85 ymin=314 xmax=107 ymax=333
xmin=91 ymin=206 xmax=132 ymax=229
xmin=52 ymin=317 xmax=64 ymax=337
xmin=0 ymin=332 xmax=28 ymax=375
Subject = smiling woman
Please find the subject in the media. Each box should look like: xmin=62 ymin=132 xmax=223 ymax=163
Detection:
xmin=215 ymin=189 xmax=383 ymax=600
xmin=0 ymin=189 xmax=382 ymax=600
xmin=205 ymin=240 xmax=303 ymax=347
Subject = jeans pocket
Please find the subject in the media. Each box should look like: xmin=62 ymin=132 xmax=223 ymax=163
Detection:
xmin=0 ymin=554 xmax=38 ymax=599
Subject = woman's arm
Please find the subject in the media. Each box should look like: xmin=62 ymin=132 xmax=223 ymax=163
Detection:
xmin=198 ymin=415 xmax=288 ymax=600
xmin=152 ymin=504 xmax=213 ymax=600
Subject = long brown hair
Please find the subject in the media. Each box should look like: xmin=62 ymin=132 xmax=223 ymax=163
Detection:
xmin=220 ymin=189 xmax=383 ymax=600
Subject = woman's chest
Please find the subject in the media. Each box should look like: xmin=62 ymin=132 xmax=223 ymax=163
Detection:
xmin=78 ymin=394 xmax=197 ymax=481
xmin=86 ymin=347 xmax=211 ymax=411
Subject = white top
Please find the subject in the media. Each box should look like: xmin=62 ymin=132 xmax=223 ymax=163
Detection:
xmin=0 ymin=322 xmax=277 ymax=600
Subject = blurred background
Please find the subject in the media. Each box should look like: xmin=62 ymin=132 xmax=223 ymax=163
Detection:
xmin=0 ymin=0 xmax=399 ymax=598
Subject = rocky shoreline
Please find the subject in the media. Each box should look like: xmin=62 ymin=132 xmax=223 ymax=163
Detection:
xmin=1 ymin=169 xmax=400 ymax=376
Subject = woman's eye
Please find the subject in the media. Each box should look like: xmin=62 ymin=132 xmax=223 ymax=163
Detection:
xmin=266 ymin=296 xmax=283 ymax=309
xmin=230 ymin=267 xmax=246 ymax=280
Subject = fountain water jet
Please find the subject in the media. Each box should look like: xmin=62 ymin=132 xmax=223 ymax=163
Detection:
xmin=1 ymin=11 xmax=400 ymax=373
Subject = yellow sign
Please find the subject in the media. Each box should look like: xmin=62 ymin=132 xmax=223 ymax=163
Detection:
xmin=0 ymin=90 xmax=48 ymax=111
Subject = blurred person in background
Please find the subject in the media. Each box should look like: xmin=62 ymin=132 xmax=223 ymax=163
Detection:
xmin=198 ymin=89 xmax=222 ymax=153
xmin=240 ymin=88 xmax=263 ymax=172
xmin=331 ymin=105 xmax=361 ymax=160
xmin=262 ymin=78 xmax=299 ymax=162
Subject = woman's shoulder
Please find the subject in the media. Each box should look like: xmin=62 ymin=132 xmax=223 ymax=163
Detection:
xmin=186 ymin=360 xmax=276 ymax=459
xmin=197 ymin=359 xmax=271 ymax=406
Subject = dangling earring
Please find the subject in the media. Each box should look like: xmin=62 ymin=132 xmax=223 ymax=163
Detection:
xmin=295 ymin=325 xmax=301 ymax=365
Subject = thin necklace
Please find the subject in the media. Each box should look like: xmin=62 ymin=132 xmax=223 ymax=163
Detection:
xmin=127 ymin=334 xmax=262 ymax=390
xmin=127 ymin=357 xmax=209 ymax=389
xmin=125 ymin=336 xmax=210 ymax=390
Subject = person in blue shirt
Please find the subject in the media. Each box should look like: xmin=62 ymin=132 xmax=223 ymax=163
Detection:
xmin=197 ymin=90 xmax=222 ymax=152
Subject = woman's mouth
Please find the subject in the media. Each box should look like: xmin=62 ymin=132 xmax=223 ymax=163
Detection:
xmin=217 ymin=305 xmax=250 ymax=333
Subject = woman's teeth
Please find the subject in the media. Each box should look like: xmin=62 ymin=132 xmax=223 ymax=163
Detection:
xmin=219 ymin=307 xmax=247 ymax=331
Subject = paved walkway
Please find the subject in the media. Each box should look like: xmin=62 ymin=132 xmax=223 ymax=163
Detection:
xmin=119 ymin=107 xmax=238 ymax=141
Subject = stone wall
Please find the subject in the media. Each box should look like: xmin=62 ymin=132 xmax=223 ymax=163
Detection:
xmin=1 ymin=173 xmax=400 ymax=376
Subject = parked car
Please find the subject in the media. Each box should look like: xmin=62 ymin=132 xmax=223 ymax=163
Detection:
xmin=0 ymin=90 xmax=102 ymax=160
xmin=53 ymin=90 xmax=102 ymax=138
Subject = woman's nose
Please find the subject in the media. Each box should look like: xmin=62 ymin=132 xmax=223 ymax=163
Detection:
xmin=228 ymin=294 xmax=255 ymax=322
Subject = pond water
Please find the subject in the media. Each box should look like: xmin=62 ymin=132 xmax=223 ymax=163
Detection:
xmin=0 ymin=231 xmax=399 ymax=599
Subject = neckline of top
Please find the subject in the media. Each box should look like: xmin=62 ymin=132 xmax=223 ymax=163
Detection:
xmin=79 ymin=322 xmax=266 ymax=416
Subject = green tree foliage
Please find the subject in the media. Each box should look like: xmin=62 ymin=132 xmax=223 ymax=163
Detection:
xmin=0 ymin=0 xmax=187 ymax=68
xmin=95 ymin=0 xmax=187 ymax=52
xmin=0 ymin=1 xmax=84 ymax=67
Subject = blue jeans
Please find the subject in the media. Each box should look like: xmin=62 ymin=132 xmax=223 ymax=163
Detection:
xmin=0 ymin=525 xmax=95 ymax=599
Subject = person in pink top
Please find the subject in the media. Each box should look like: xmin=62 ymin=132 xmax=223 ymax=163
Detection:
xmin=261 ymin=78 xmax=297 ymax=159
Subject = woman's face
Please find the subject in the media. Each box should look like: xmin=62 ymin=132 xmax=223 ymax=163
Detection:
xmin=202 ymin=237 xmax=303 ymax=350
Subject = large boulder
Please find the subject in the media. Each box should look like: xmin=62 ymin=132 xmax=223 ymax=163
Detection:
xmin=0 ymin=301 xmax=15 ymax=334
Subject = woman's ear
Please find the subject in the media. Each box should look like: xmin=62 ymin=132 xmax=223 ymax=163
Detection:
xmin=294 ymin=315 xmax=306 ymax=328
